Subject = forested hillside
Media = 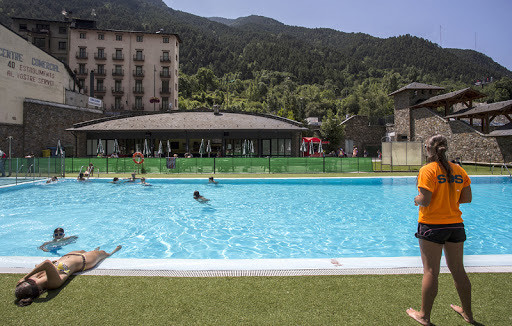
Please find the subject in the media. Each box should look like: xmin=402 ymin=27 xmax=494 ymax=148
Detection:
xmin=1 ymin=0 xmax=511 ymax=124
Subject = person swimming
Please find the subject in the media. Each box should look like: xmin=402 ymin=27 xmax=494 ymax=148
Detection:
xmin=39 ymin=228 xmax=78 ymax=252
xmin=208 ymin=177 xmax=218 ymax=184
xmin=193 ymin=191 xmax=210 ymax=203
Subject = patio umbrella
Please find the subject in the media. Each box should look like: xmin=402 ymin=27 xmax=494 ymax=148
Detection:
xmin=206 ymin=140 xmax=212 ymax=158
xmin=309 ymin=140 xmax=314 ymax=156
xmin=249 ymin=140 xmax=255 ymax=156
xmin=199 ymin=139 xmax=205 ymax=158
xmin=300 ymin=139 xmax=307 ymax=157
xmin=97 ymin=139 xmax=104 ymax=156
xmin=157 ymin=141 xmax=163 ymax=157
xmin=143 ymin=139 xmax=150 ymax=157
xmin=113 ymin=139 xmax=120 ymax=154
xmin=318 ymin=141 xmax=323 ymax=155
xmin=166 ymin=140 xmax=171 ymax=157
xmin=55 ymin=140 xmax=64 ymax=156
xmin=242 ymin=139 xmax=247 ymax=156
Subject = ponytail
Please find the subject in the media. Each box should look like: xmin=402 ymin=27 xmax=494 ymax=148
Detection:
xmin=426 ymin=135 xmax=452 ymax=180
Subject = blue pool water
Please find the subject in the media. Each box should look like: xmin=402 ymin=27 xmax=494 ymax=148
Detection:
xmin=0 ymin=177 xmax=511 ymax=259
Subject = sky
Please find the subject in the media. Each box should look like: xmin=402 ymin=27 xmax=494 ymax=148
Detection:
xmin=164 ymin=0 xmax=512 ymax=72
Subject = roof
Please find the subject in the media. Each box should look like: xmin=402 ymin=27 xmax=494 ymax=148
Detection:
xmin=69 ymin=26 xmax=182 ymax=43
xmin=445 ymin=99 xmax=512 ymax=119
xmin=488 ymin=123 xmax=512 ymax=137
xmin=410 ymin=87 xmax=486 ymax=109
xmin=67 ymin=110 xmax=307 ymax=132
xmin=388 ymin=82 xmax=444 ymax=96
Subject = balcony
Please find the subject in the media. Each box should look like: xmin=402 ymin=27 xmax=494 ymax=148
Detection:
xmin=95 ymin=69 xmax=107 ymax=77
xmin=133 ymin=70 xmax=145 ymax=78
xmin=94 ymin=52 xmax=107 ymax=60
xmin=76 ymin=69 xmax=88 ymax=76
xmin=110 ymin=105 xmax=125 ymax=111
xmin=160 ymin=87 xmax=170 ymax=95
xmin=160 ymin=71 xmax=171 ymax=78
xmin=133 ymin=87 xmax=144 ymax=94
xmin=112 ymin=53 xmax=124 ymax=61
xmin=111 ymin=87 xmax=124 ymax=95
xmin=112 ymin=69 xmax=124 ymax=77
xmin=132 ymin=104 xmax=145 ymax=111
xmin=94 ymin=86 xmax=106 ymax=94
xmin=160 ymin=56 xmax=171 ymax=62
xmin=76 ymin=52 xmax=88 ymax=59
xmin=133 ymin=54 xmax=145 ymax=61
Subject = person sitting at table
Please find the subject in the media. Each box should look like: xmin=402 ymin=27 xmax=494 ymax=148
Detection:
xmin=15 ymin=246 xmax=122 ymax=307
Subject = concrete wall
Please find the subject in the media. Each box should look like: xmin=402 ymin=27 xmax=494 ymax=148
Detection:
xmin=342 ymin=115 xmax=386 ymax=153
xmin=0 ymin=24 xmax=75 ymax=124
xmin=411 ymin=107 xmax=512 ymax=163
xmin=22 ymin=99 xmax=103 ymax=157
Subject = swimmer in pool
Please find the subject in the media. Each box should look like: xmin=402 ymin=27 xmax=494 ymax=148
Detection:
xmin=140 ymin=177 xmax=152 ymax=186
xmin=39 ymin=228 xmax=78 ymax=252
xmin=208 ymin=177 xmax=218 ymax=184
xmin=193 ymin=190 xmax=209 ymax=203
xmin=15 ymin=246 xmax=122 ymax=306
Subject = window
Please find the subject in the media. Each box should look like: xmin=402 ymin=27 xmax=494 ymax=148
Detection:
xmin=135 ymin=50 xmax=143 ymax=60
xmin=135 ymin=96 xmax=143 ymax=109
xmin=135 ymin=65 xmax=143 ymax=76
xmin=135 ymin=80 xmax=143 ymax=92
xmin=136 ymin=35 xmax=143 ymax=42
xmin=97 ymin=48 xmax=105 ymax=59
xmin=114 ymin=65 xmax=123 ymax=75
xmin=59 ymin=26 xmax=67 ymax=34
xmin=96 ymin=79 xmax=104 ymax=91
xmin=79 ymin=32 xmax=86 ymax=39
xmin=161 ymin=80 xmax=169 ymax=92
xmin=58 ymin=41 xmax=67 ymax=50
xmin=78 ymin=63 xmax=87 ymax=74
xmin=115 ymin=49 xmax=123 ymax=59
xmin=98 ymin=33 xmax=104 ymax=40
xmin=162 ymin=97 xmax=169 ymax=110
xmin=115 ymin=97 xmax=122 ymax=110
xmin=116 ymin=34 xmax=122 ymax=41
xmin=19 ymin=24 xmax=27 ymax=31
xmin=161 ymin=66 xmax=169 ymax=77
xmin=115 ymin=80 xmax=122 ymax=92
xmin=161 ymin=51 xmax=170 ymax=61
xmin=79 ymin=47 xmax=87 ymax=58
xmin=36 ymin=24 xmax=49 ymax=31
xmin=97 ymin=64 xmax=105 ymax=75
xmin=33 ymin=38 xmax=46 ymax=49
xmin=163 ymin=37 xmax=169 ymax=43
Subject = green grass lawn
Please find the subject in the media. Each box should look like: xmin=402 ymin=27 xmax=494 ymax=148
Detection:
xmin=2 ymin=273 xmax=511 ymax=325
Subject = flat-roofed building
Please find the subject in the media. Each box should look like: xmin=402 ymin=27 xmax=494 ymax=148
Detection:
xmin=68 ymin=27 xmax=180 ymax=113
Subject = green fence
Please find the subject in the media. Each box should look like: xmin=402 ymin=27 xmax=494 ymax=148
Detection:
xmin=60 ymin=157 xmax=374 ymax=174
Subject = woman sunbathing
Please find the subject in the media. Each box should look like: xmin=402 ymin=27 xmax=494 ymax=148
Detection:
xmin=15 ymin=246 xmax=121 ymax=307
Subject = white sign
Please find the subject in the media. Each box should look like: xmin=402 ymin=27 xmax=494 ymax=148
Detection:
xmin=88 ymin=97 xmax=102 ymax=107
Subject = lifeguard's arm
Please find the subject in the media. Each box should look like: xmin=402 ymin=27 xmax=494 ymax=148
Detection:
xmin=459 ymin=185 xmax=472 ymax=204
xmin=17 ymin=260 xmax=61 ymax=285
xmin=414 ymin=187 xmax=432 ymax=207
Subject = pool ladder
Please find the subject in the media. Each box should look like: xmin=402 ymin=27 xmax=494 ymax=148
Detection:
xmin=491 ymin=163 xmax=511 ymax=177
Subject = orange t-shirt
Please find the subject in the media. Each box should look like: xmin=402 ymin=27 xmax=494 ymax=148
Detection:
xmin=417 ymin=162 xmax=471 ymax=224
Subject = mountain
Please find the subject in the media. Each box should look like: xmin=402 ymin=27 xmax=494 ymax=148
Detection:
xmin=1 ymin=0 xmax=510 ymax=90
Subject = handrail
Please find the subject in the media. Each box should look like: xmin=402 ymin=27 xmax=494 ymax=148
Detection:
xmin=491 ymin=163 xmax=512 ymax=177
xmin=15 ymin=164 xmax=24 ymax=185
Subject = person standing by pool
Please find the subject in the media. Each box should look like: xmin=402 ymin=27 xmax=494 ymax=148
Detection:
xmin=0 ymin=149 xmax=6 ymax=177
xmin=407 ymin=134 xmax=474 ymax=326
xmin=15 ymin=245 xmax=122 ymax=306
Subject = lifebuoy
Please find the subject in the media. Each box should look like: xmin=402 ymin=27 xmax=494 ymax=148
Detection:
xmin=132 ymin=152 xmax=144 ymax=164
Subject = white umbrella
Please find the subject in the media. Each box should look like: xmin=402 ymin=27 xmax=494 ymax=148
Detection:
xmin=249 ymin=140 xmax=255 ymax=156
xmin=318 ymin=141 xmax=323 ymax=154
xmin=97 ymin=139 xmax=104 ymax=156
xmin=300 ymin=139 xmax=307 ymax=157
xmin=55 ymin=140 xmax=64 ymax=156
xmin=242 ymin=139 xmax=247 ymax=156
xmin=113 ymin=139 xmax=120 ymax=154
xmin=167 ymin=140 xmax=171 ymax=157
xmin=143 ymin=139 xmax=150 ymax=157
xmin=157 ymin=141 xmax=163 ymax=157
xmin=309 ymin=140 xmax=314 ymax=156
xmin=199 ymin=139 xmax=205 ymax=158
xmin=206 ymin=140 xmax=212 ymax=158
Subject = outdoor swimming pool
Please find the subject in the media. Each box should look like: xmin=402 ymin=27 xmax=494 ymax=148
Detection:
xmin=0 ymin=177 xmax=511 ymax=260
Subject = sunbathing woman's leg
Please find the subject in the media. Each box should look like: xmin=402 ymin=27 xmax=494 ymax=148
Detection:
xmin=83 ymin=245 xmax=122 ymax=270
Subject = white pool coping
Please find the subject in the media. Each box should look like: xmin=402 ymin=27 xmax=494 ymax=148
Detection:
xmin=1 ymin=255 xmax=511 ymax=277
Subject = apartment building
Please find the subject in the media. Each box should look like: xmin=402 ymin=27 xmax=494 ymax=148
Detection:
xmin=68 ymin=28 xmax=180 ymax=112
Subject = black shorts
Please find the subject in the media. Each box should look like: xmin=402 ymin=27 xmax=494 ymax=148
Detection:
xmin=415 ymin=223 xmax=466 ymax=244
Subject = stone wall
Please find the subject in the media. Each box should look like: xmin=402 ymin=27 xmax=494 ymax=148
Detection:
xmin=22 ymin=99 xmax=103 ymax=157
xmin=342 ymin=115 xmax=386 ymax=153
xmin=412 ymin=107 xmax=511 ymax=163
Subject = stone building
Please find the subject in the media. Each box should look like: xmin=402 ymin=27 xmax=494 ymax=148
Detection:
xmin=341 ymin=115 xmax=386 ymax=156
xmin=388 ymin=82 xmax=512 ymax=163
xmin=68 ymin=27 xmax=181 ymax=113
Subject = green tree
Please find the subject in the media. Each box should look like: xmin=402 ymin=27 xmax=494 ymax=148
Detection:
xmin=320 ymin=109 xmax=345 ymax=152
